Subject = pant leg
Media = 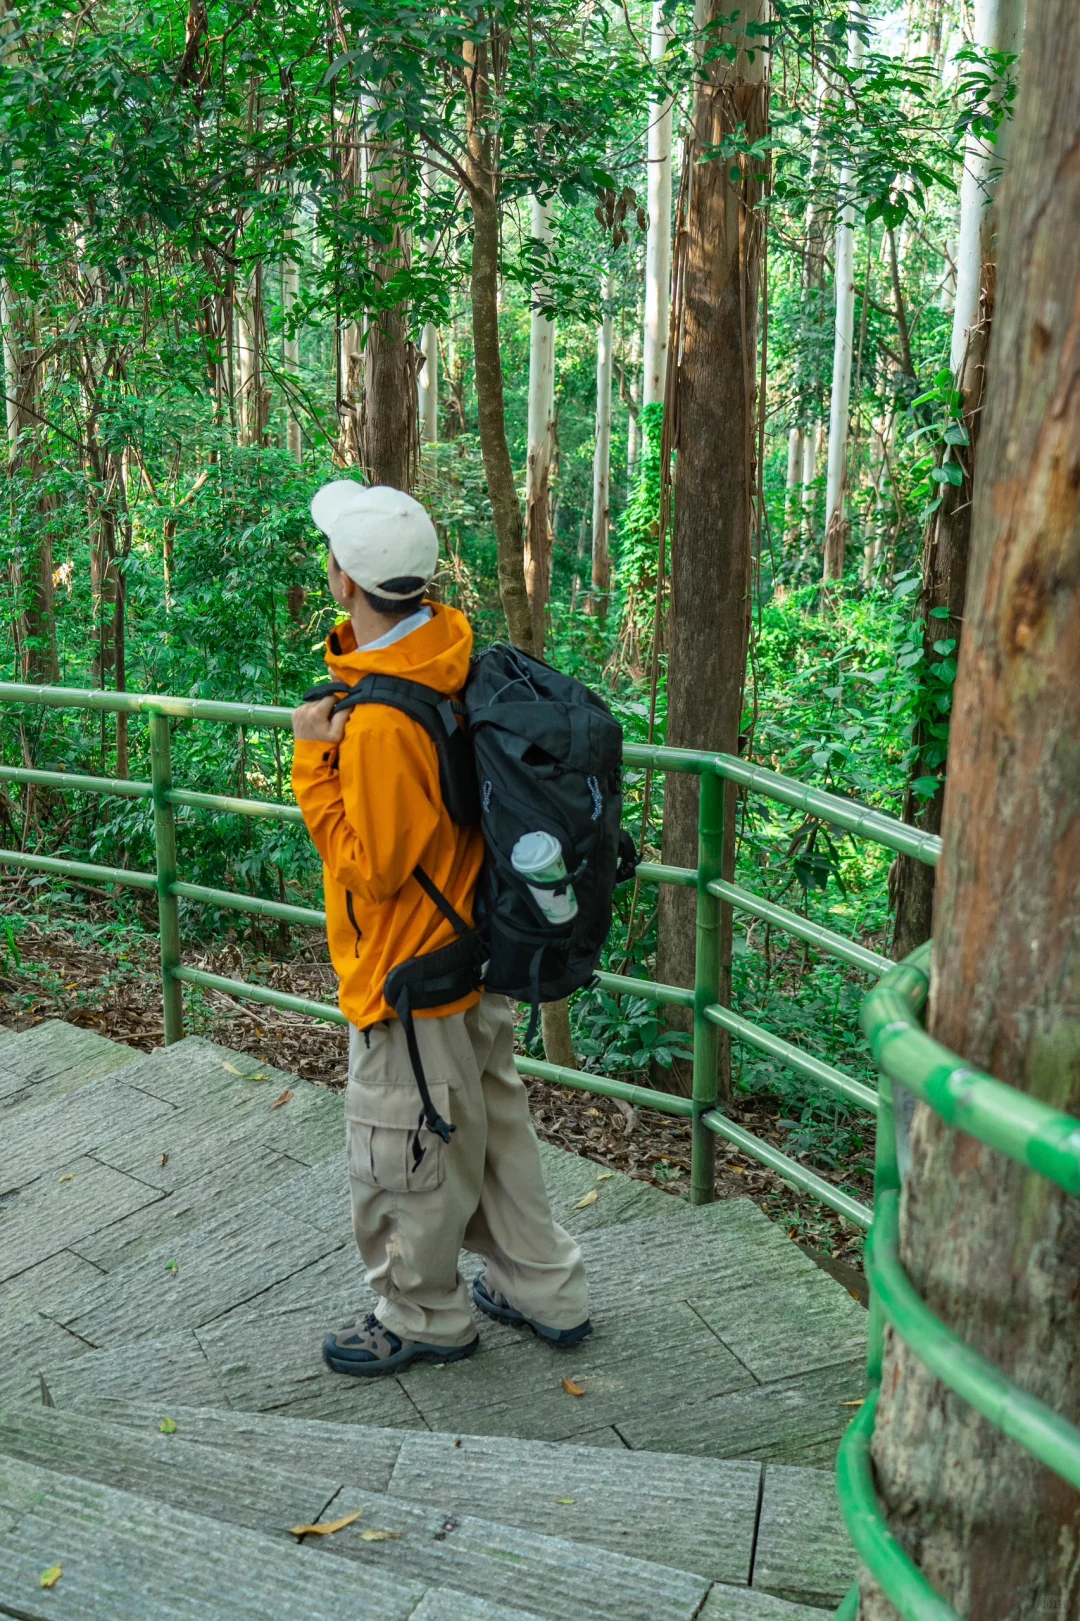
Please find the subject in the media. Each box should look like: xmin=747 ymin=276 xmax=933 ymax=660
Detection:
xmin=462 ymin=995 xmax=589 ymax=1331
xmin=345 ymin=1014 xmax=485 ymax=1347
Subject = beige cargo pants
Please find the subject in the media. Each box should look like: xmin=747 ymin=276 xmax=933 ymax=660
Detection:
xmin=345 ymin=991 xmax=588 ymax=1347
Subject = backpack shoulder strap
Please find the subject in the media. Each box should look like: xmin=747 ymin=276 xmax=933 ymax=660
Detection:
xmin=338 ymin=673 xmax=463 ymax=743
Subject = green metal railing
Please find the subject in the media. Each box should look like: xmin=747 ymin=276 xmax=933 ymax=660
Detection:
xmin=0 ymin=679 xmax=925 ymax=1233
xmin=17 ymin=681 xmax=1076 ymax=1615
xmin=832 ymin=946 xmax=1080 ymax=1618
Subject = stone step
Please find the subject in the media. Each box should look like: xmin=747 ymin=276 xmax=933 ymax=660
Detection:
xmin=0 ymin=1020 xmax=140 ymax=1116
xmin=0 ymin=1409 xmax=712 ymax=1621
xmin=701 ymin=1587 xmax=838 ymax=1619
xmin=0 ymin=1447 xmax=541 ymax=1621
xmin=59 ymin=1400 xmax=763 ymax=1586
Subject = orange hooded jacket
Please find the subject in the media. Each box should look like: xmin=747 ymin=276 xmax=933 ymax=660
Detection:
xmin=291 ymin=602 xmax=484 ymax=1031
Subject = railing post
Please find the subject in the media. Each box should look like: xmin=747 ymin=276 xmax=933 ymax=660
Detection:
xmin=149 ymin=710 xmax=184 ymax=1044
xmin=691 ymin=769 xmax=725 ymax=1204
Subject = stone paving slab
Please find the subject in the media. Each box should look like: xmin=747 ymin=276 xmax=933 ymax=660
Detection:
xmin=386 ymin=1429 xmax=761 ymax=1583
xmin=40 ymin=1329 xmax=231 ymax=1412
xmin=753 ymin=1462 xmax=855 ymax=1608
xmin=1 ymin=1155 xmax=164 ymax=1283
xmin=45 ymin=1202 xmax=344 ymax=1347
xmin=68 ymin=1402 xmax=760 ymax=1587
xmin=0 ymin=1312 xmax=87 ymax=1409
xmin=700 ymin=1587 xmax=832 ymax=1619
xmin=616 ymin=1359 xmax=866 ymax=1466
xmin=0 ymin=1410 xmax=713 ymax=1621
xmin=0 ymin=1249 xmax=104 ymax=1333
xmin=0 ymin=1021 xmax=139 ymax=1114
xmin=688 ymin=1266 xmax=867 ymax=1383
xmin=1 ymin=1076 xmax=176 ymax=1193
xmin=0 ymin=1453 xmax=422 ymax=1621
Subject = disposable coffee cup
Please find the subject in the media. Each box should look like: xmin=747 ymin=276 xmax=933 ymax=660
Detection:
xmin=511 ymin=831 xmax=579 ymax=924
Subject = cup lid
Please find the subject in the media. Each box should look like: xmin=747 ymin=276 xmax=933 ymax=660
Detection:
xmin=510 ymin=830 xmax=562 ymax=873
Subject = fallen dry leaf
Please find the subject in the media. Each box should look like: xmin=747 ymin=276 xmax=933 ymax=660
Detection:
xmin=358 ymin=1529 xmax=402 ymax=1543
xmin=245 ymin=1073 xmax=267 ymax=1083
xmin=291 ymin=1510 xmax=363 ymax=1538
xmin=58 ymin=1173 xmax=76 ymax=1184
xmin=572 ymin=1188 xmax=599 ymax=1209
xmin=40 ymin=1567 xmax=62 ymax=1589
xmin=159 ymin=1417 xmax=177 ymax=1434
xmin=596 ymin=1173 xmax=615 ymax=1182
xmin=839 ymin=1400 xmax=865 ymax=1408
xmin=271 ymin=1088 xmax=293 ymax=1109
xmin=159 ymin=1152 xmax=169 ymax=1168
xmin=221 ymin=1061 xmax=242 ymax=1075
xmin=555 ymin=1497 xmax=576 ymax=1505
xmin=562 ymin=1378 xmax=585 ymax=1397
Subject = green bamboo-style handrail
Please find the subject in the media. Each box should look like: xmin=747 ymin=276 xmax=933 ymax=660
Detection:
xmin=835 ymin=949 xmax=1080 ymax=1619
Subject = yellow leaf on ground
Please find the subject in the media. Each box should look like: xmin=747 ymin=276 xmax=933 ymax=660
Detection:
xmin=159 ymin=1153 xmax=169 ymax=1167
xmin=40 ymin=1567 xmax=62 ymax=1589
xmin=572 ymin=1189 xmax=599 ymax=1209
xmin=555 ymin=1497 xmax=576 ymax=1505
xmin=271 ymin=1088 xmax=293 ymax=1109
xmin=58 ymin=1174 xmax=76 ymax=1184
xmin=221 ymin=1062 xmax=241 ymax=1075
xmin=244 ymin=1074 xmax=267 ymax=1083
xmin=562 ymin=1378 xmax=585 ymax=1397
xmin=596 ymin=1173 xmax=615 ymax=1181
xmin=290 ymin=1510 xmax=363 ymax=1538
xmin=839 ymin=1400 xmax=865 ymax=1408
xmin=159 ymin=1417 xmax=177 ymax=1434
xmin=358 ymin=1529 xmax=402 ymax=1542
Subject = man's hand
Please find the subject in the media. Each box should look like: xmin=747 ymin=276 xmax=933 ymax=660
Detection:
xmin=292 ymin=695 xmax=348 ymax=745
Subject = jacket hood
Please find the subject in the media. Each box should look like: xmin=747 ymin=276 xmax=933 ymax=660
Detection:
xmin=323 ymin=600 xmax=474 ymax=696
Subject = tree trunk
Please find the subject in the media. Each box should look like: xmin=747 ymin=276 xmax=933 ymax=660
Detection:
xmin=418 ymin=162 xmax=439 ymax=445
xmin=642 ymin=0 xmax=673 ymax=410
xmin=784 ymin=425 xmax=805 ymax=549
xmin=626 ymin=315 xmax=642 ymax=478
xmin=524 ymin=196 xmax=556 ymax=654
xmin=800 ymin=420 xmax=821 ymax=549
xmin=463 ymin=33 xmax=534 ymax=654
xmin=283 ymin=224 xmax=303 ymax=462
xmin=822 ymin=6 xmax=866 ymax=587
xmin=237 ymin=263 xmax=269 ymax=447
xmin=360 ymin=135 xmax=416 ymax=491
xmin=1 ymin=279 xmax=58 ymax=684
xmin=656 ymin=0 xmax=768 ymax=1096
xmin=590 ymin=271 xmax=614 ymax=615
xmin=863 ymin=2 xmax=1080 ymax=1608
xmin=891 ymin=0 xmax=1026 ymax=958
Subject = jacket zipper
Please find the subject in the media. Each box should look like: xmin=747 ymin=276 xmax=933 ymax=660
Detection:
xmin=345 ymin=891 xmax=362 ymax=956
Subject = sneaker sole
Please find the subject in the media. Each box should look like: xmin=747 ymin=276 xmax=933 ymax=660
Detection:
xmin=473 ymin=1286 xmax=593 ymax=1349
xmin=322 ymin=1334 xmax=480 ymax=1378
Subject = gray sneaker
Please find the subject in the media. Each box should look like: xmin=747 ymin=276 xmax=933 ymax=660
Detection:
xmin=323 ymin=1312 xmax=480 ymax=1378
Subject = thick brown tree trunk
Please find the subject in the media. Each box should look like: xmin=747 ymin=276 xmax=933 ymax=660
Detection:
xmin=462 ymin=33 xmax=535 ymax=655
xmin=655 ymin=0 xmax=767 ymax=1096
xmin=863 ymin=2 xmax=1080 ymax=1610
xmin=360 ymin=145 xmax=416 ymax=490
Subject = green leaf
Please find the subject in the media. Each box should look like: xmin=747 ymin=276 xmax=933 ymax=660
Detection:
xmin=911 ymin=775 xmax=942 ymax=800
xmin=942 ymin=423 xmax=970 ymax=446
xmin=159 ymin=1416 xmax=178 ymax=1435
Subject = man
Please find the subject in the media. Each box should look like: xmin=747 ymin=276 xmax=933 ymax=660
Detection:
xmin=291 ymin=481 xmax=590 ymax=1376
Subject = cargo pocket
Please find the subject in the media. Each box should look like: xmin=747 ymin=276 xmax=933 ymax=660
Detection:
xmin=345 ymin=1079 xmax=451 ymax=1194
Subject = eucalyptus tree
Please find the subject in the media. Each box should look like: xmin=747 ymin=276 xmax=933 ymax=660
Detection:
xmin=590 ymin=268 xmax=615 ymax=614
xmin=642 ymin=0 xmax=673 ymax=410
xmin=525 ymin=195 xmax=556 ymax=652
xmin=865 ymin=0 xmax=1080 ymax=1601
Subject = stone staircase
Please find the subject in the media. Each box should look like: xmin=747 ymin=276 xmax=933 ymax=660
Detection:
xmin=0 ymin=1019 xmax=866 ymax=1619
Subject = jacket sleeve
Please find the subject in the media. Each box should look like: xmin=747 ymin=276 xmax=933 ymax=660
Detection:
xmin=291 ymin=717 xmax=443 ymax=904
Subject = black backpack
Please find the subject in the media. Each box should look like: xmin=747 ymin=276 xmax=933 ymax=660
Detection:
xmin=304 ymin=643 xmax=634 ymax=1149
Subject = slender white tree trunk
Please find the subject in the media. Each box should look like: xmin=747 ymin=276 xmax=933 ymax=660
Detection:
xmin=418 ymin=161 xmax=439 ymax=443
xmin=642 ymin=2 xmax=673 ymax=409
xmin=784 ymin=426 xmax=805 ymax=546
xmin=524 ymin=195 xmax=556 ymax=653
xmin=590 ymin=270 xmax=614 ymax=614
xmin=949 ymin=0 xmax=1026 ymax=374
xmin=626 ymin=315 xmax=642 ymax=477
xmin=283 ymin=218 xmax=302 ymax=462
xmin=801 ymin=420 xmax=821 ymax=545
xmin=822 ymin=5 xmax=866 ymax=583
xmin=236 ymin=277 xmax=259 ymax=448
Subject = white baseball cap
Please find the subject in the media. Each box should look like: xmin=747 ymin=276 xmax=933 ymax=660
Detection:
xmin=310 ymin=481 xmax=439 ymax=601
